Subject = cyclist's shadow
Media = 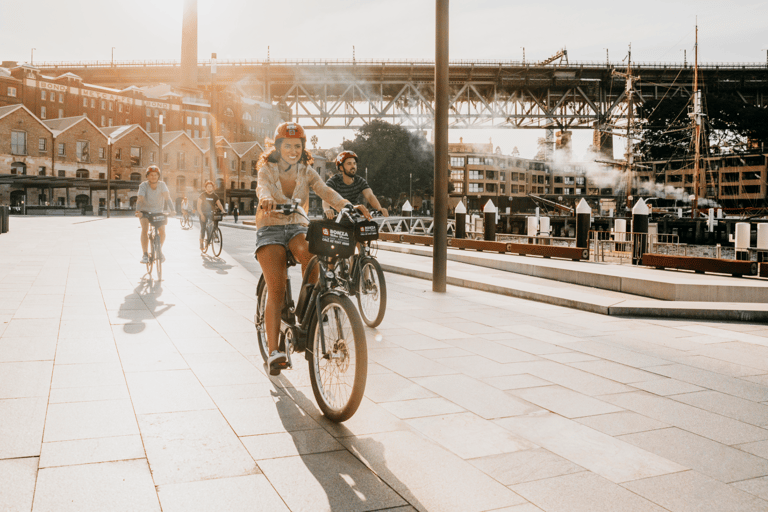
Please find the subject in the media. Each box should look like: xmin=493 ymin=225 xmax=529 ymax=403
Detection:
xmin=269 ymin=378 xmax=421 ymax=511
xmin=117 ymin=279 xmax=174 ymax=334
xmin=201 ymin=253 xmax=233 ymax=274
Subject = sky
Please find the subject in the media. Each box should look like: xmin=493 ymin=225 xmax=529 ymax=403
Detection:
xmin=3 ymin=0 xmax=767 ymax=159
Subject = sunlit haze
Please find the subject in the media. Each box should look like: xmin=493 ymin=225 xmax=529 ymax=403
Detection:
xmin=3 ymin=0 xmax=766 ymax=159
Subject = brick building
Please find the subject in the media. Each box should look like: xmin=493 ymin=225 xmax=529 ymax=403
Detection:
xmin=148 ymin=130 xmax=205 ymax=210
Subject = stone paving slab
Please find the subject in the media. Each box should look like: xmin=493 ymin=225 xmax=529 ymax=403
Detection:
xmin=3 ymin=217 xmax=768 ymax=511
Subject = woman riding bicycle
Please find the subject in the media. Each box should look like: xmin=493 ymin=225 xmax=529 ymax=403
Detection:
xmin=256 ymin=121 xmax=370 ymax=373
xmin=197 ymin=180 xmax=225 ymax=251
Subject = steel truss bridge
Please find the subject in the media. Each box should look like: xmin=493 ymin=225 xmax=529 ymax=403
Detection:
xmin=35 ymin=60 xmax=768 ymax=131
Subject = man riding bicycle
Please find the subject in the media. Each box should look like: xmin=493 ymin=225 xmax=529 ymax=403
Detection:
xmin=323 ymin=150 xmax=388 ymax=220
xmin=135 ymin=165 xmax=175 ymax=264
xmin=197 ymin=180 xmax=225 ymax=251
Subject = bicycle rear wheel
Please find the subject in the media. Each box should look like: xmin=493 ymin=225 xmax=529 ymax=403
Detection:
xmin=356 ymin=257 xmax=387 ymax=327
xmin=308 ymin=294 xmax=367 ymax=422
xmin=154 ymin=232 xmax=163 ymax=280
xmin=211 ymin=228 xmax=223 ymax=256
xmin=255 ymin=275 xmax=270 ymax=363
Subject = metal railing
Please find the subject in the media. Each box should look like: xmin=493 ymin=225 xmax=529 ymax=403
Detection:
xmin=590 ymin=231 xmax=683 ymax=263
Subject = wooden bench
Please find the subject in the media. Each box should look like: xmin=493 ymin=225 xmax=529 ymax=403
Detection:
xmin=642 ymin=254 xmax=758 ymax=277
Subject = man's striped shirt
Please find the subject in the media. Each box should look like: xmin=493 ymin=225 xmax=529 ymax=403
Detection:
xmin=325 ymin=173 xmax=370 ymax=205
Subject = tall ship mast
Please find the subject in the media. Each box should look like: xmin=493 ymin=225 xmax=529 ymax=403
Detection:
xmin=689 ymin=23 xmax=705 ymax=218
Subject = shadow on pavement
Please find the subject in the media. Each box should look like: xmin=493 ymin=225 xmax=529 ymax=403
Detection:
xmin=117 ymin=278 xmax=174 ymax=333
xmin=268 ymin=372 xmax=420 ymax=511
xmin=201 ymin=253 xmax=234 ymax=274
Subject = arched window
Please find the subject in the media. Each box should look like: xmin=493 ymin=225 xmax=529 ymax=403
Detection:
xmin=130 ymin=172 xmax=141 ymax=181
xmin=224 ymin=108 xmax=234 ymax=117
xmin=76 ymin=169 xmax=89 ymax=179
xmin=242 ymin=112 xmax=252 ymax=121
xmin=11 ymin=162 xmax=27 ymax=175
xmin=250 ymin=182 xmax=257 ymax=190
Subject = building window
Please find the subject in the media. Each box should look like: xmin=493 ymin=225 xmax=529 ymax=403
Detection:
xmin=145 ymin=107 xmax=151 ymax=117
xmin=451 ymin=170 xmax=463 ymax=181
xmin=76 ymin=169 xmax=89 ymax=178
xmin=38 ymin=166 xmax=46 ymax=176
xmin=11 ymin=131 xmax=27 ymax=155
xmin=178 ymin=152 xmax=186 ymax=169
xmin=41 ymin=90 xmax=46 ymax=100
xmin=251 ymin=161 xmax=257 ymax=175
xmin=108 ymin=102 xmax=113 ymax=111
xmin=130 ymin=172 xmax=141 ymax=181
xmin=194 ymin=156 xmax=200 ymax=167
xmin=130 ymin=147 xmax=141 ymax=167
xmin=99 ymin=172 xmax=105 ymax=179
xmin=58 ymin=109 xmax=64 ymax=118
xmin=146 ymin=121 xmax=151 ymax=131
xmin=115 ymin=148 xmax=122 ymax=160
xmin=39 ymin=138 xmax=47 ymax=152
xmin=468 ymin=183 xmax=483 ymax=193
xmin=59 ymin=93 xmax=64 ymax=103
xmin=176 ymin=175 xmax=186 ymax=192
xmin=154 ymin=109 xmax=159 ymax=117
xmin=118 ymin=104 xmax=123 ymax=113
xmin=40 ymin=106 xmax=47 ymax=119
xmin=450 ymin=157 xmax=464 ymax=166
xmin=469 ymin=170 xmax=482 ymax=180
xmin=240 ymin=161 xmax=245 ymax=172
xmin=224 ymin=108 xmax=234 ymax=117
xmin=58 ymin=170 xmax=66 ymax=177
xmin=100 ymin=115 xmax=106 ymax=126
xmin=76 ymin=141 xmax=90 ymax=162
xmin=58 ymin=143 xmax=66 ymax=157
xmin=202 ymin=118 xmax=207 ymax=126
xmin=100 ymin=100 xmax=105 ymax=109
xmin=453 ymin=182 xmax=464 ymax=193
xmin=149 ymin=151 xmax=155 ymax=163
xmin=163 ymin=152 xmax=169 ymax=164
xmin=194 ymin=117 xmax=199 ymax=125
xmin=99 ymin=147 xmax=106 ymax=159
xmin=186 ymin=116 xmax=192 ymax=125
xmin=8 ymin=87 xmax=16 ymax=97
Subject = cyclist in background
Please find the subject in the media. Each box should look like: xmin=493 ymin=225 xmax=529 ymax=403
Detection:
xmin=135 ymin=165 xmax=175 ymax=264
xmin=323 ymin=150 xmax=388 ymax=219
xmin=256 ymin=122 xmax=370 ymax=374
xmin=197 ymin=180 xmax=225 ymax=251
xmin=180 ymin=196 xmax=191 ymax=224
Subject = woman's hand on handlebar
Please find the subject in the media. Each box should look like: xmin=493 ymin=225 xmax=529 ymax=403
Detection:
xmin=259 ymin=198 xmax=276 ymax=214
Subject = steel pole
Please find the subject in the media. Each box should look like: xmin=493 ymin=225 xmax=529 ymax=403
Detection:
xmin=208 ymin=53 xmax=218 ymax=185
xmin=433 ymin=0 xmax=449 ymax=292
xmin=106 ymin=139 xmax=112 ymax=218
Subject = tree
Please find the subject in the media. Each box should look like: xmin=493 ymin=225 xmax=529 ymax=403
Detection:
xmin=342 ymin=120 xmax=434 ymax=208
xmin=638 ymin=94 xmax=768 ymax=161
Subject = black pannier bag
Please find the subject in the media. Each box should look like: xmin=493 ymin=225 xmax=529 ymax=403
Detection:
xmin=213 ymin=213 xmax=224 ymax=221
xmin=307 ymin=220 xmax=356 ymax=258
xmin=147 ymin=213 xmax=167 ymax=227
xmin=354 ymin=219 xmax=379 ymax=242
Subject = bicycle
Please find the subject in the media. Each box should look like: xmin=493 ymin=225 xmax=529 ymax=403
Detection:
xmin=179 ymin=211 xmax=192 ymax=230
xmin=140 ymin=211 xmax=167 ymax=280
xmin=334 ymin=210 xmax=387 ymax=327
xmin=202 ymin=211 xmax=223 ymax=257
xmin=254 ymin=203 xmax=367 ymax=422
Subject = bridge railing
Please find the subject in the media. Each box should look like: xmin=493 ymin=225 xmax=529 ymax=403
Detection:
xmin=32 ymin=59 xmax=768 ymax=70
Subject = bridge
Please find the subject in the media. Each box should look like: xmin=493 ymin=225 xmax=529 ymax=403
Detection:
xmin=34 ymin=59 xmax=768 ymax=131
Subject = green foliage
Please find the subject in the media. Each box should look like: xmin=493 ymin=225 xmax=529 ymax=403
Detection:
xmin=342 ymin=120 xmax=434 ymax=207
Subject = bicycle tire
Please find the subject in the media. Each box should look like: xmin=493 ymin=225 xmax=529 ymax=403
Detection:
xmin=154 ymin=233 xmax=163 ymax=281
xmin=203 ymin=223 xmax=211 ymax=253
xmin=308 ymin=294 xmax=367 ymax=422
xmin=356 ymin=257 xmax=387 ymax=327
xmin=255 ymin=275 xmax=270 ymax=364
xmin=211 ymin=228 xmax=223 ymax=257
xmin=146 ymin=232 xmax=154 ymax=275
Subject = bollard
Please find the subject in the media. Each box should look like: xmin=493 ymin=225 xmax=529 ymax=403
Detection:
xmin=539 ymin=216 xmax=551 ymax=245
xmin=527 ymin=216 xmax=538 ymax=244
xmin=575 ymin=198 xmax=591 ymax=250
xmin=735 ymin=222 xmax=750 ymax=261
xmin=0 ymin=205 xmax=8 ymax=234
xmin=454 ymin=201 xmax=466 ymax=239
xmin=614 ymin=218 xmax=627 ymax=252
xmin=632 ymin=199 xmax=649 ymax=265
xmin=757 ymin=224 xmax=768 ymax=262
xmin=483 ymin=200 xmax=497 ymax=241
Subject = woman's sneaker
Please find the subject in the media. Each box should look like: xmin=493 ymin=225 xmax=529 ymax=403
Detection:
xmin=140 ymin=253 xmax=149 ymax=264
xmin=267 ymin=350 xmax=287 ymax=376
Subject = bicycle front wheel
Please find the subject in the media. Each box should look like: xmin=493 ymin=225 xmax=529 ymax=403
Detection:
xmin=154 ymin=232 xmax=163 ymax=280
xmin=211 ymin=228 xmax=223 ymax=257
xmin=356 ymin=257 xmax=387 ymax=327
xmin=254 ymin=275 xmax=270 ymax=364
xmin=146 ymin=233 xmax=155 ymax=275
xmin=308 ymin=294 xmax=367 ymax=422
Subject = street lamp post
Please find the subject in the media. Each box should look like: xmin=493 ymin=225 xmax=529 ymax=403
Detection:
xmin=112 ymin=47 xmax=115 ymax=66
xmin=106 ymin=137 xmax=113 ymax=218
xmin=31 ymin=48 xmax=36 ymax=65
xmin=158 ymin=115 xmax=164 ymax=182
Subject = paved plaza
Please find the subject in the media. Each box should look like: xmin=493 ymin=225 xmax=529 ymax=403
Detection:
xmin=3 ymin=216 xmax=768 ymax=511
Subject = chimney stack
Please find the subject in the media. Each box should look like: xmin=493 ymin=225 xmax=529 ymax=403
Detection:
xmin=181 ymin=0 xmax=198 ymax=89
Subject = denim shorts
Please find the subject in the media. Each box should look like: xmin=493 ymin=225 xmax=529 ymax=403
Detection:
xmin=255 ymin=224 xmax=308 ymax=258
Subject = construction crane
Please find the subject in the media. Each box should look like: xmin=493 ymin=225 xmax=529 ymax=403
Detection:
xmin=537 ymin=48 xmax=568 ymax=67
xmin=528 ymin=194 xmax=574 ymax=215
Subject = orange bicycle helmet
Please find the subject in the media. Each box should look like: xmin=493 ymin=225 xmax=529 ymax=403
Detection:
xmin=274 ymin=122 xmax=306 ymax=142
xmin=335 ymin=150 xmax=358 ymax=169
xmin=146 ymin=165 xmax=160 ymax=177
